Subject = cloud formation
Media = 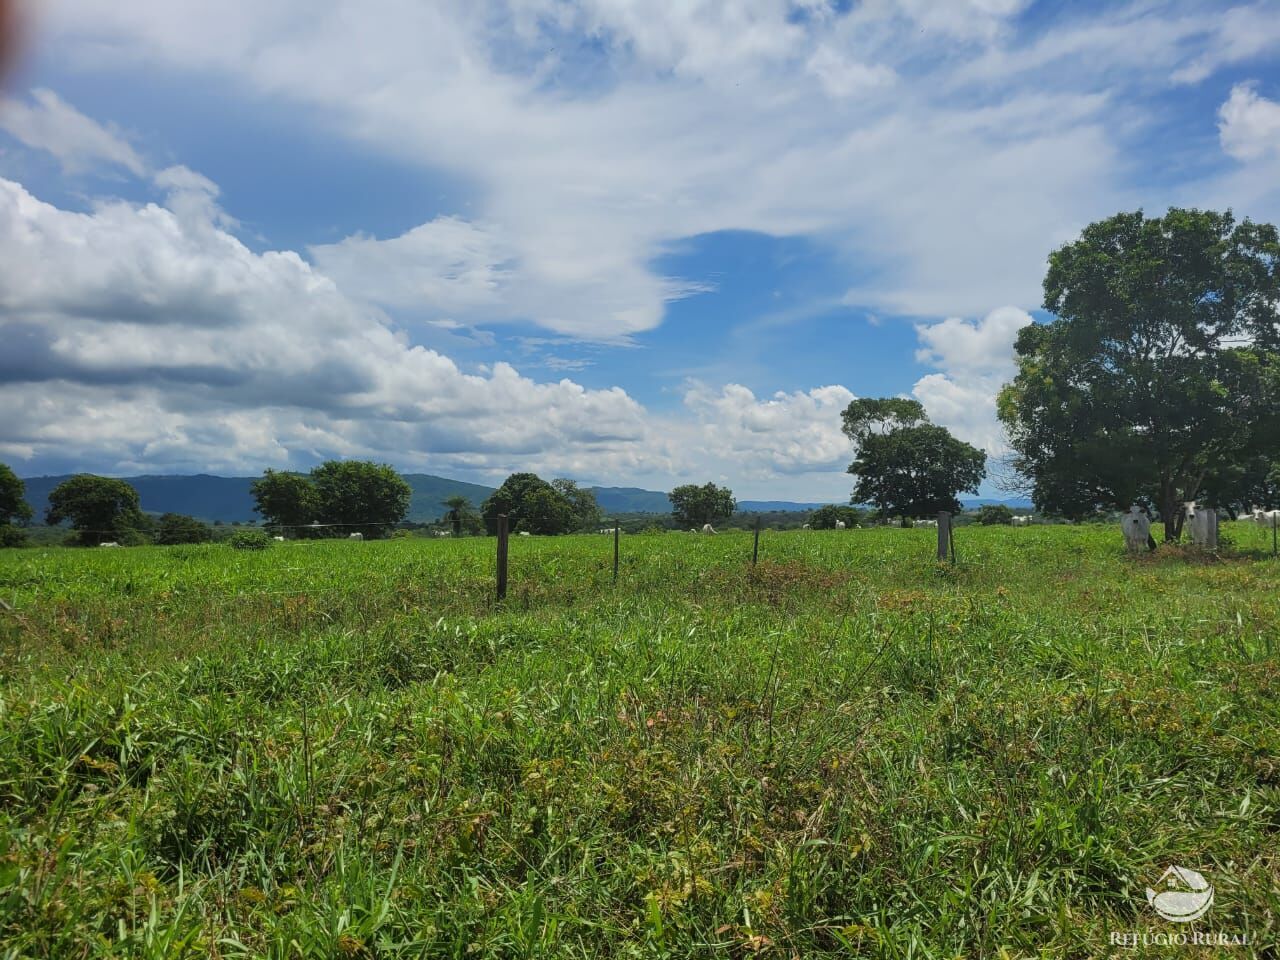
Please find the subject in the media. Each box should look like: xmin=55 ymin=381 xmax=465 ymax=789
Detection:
xmin=0 ymin=87 xmax=146 ymax=176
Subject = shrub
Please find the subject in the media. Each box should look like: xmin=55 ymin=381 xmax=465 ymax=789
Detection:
xmin=976 ymin=504 xmax=1014 ymax=525
xmin=0 ymin=525 xmax=29 ymax=548
xmin=227 ymin=529 xmax=272 ymax=550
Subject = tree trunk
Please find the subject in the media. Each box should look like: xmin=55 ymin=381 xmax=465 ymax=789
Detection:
xmin=1160 ymin=481 xmax=1182 ymax=543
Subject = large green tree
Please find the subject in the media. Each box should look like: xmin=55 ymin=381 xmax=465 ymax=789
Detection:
xmin=551 ymin=478 xmax=603 ymax=532
xmin=997 ymin=208 xmax=1280 ymax=540
xmin=0 ymin=462 xmax=31 ymax=526
xmin=45 ymin=475 xmax=146 ymax=545
xmin=311 ymin=460 xmax=412 ymax=538
xmin=0 ymin=462 xmax=31 ymax=548
xmin=250 ymin=470 xmax=319 ymax=533
xmin=668 ymin=483 xmax=736 ymax=527
xmin=842 ymin=398 xmax=986 ymax=518
xmin=482 ymin=473 xmax=575 ymax=535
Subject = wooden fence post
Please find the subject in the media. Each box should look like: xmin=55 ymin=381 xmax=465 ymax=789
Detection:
xmin=496 ymin=514 xmax=509 ymax=601
xmin=752 ymin=517 xmax=761 ymax=566
xmin=1273 ymin=514 xmax=1277 ymax=558
xmin=613 ymin=522 xmax=620 ymax=582
xmin=937 ymin=511 xmax=952 ymax=563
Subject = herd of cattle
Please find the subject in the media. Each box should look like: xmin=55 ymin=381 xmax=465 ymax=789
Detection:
xmin=89 ymin=505 xmax=1280 ymax=547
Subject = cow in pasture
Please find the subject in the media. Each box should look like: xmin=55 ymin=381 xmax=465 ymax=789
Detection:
xmin=1184 ymin=501 xmax=1218 ymax=548
xmin=835 ymin=520 xmax=846 ymax=529
xmin=1248 ymin=506 xmax=1280 ymax=527
xmin=802 ymin=523 xmax=811 ymax=529
xmin=348 ymin=532 xmax=363 ymax=541
xmin=1120 ymin=505 xmax=1153 ymax=553
xmin=701 ymin=524 xmax=717 ymax=534
xmin=98 ymin=541 xmax=119 ymax=548
xmin=272 ymin=536 xmax=285 ymax=542
xmin=917 ymin=519 xmax=937 ymax=528
xmin=1011 ymin=515 xmax=1032 ymax=526
xmin=518 ymin=531 xmax=531 ymax=536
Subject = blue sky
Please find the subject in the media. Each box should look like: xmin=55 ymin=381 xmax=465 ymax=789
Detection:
xmin=1 ymin=0 xmax=1279 ymax=500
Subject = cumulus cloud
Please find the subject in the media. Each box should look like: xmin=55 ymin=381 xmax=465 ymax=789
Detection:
xmin=0 ymin=173 xmax=865 ymax=496
xmin=678 ymin=382 xmax=856 ymax=477
xmin=34 ymin=0 xmax=1174 ymax=332
xmin=1218 ymin=83 xmax=1280 ymax=162
xmin=0 ymin=87 xmax=146 ymax=176
xmin=911 ymin=307 xmax=1032 ymax=454
xmin=0 ymin=176 xmax=658 ymax=478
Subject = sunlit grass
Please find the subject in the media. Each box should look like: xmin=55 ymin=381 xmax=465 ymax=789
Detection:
xmin=0 ymin=524 xmax=1277 ymax=957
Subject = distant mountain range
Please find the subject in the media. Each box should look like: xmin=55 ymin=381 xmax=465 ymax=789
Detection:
xmin=19 ymin=473 xmax=1030 ymax=523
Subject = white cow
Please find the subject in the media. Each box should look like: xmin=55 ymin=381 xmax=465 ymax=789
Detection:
xmin=518 ymin=531 xmax=531 ymax=537
xmin=1184 ymin=501 xmax=1218 ymax=548
xmin=1120 ymin=505 xmax=1151 ymax=553
xmin=1011 ymin=515 xmax=1032 ymax=526
xmin=801 ymin=523 xmax=811 ymax=529
xmin=348 ymin=532 xmax=364 ymax=541
xmin=917 ymin=519 xmax=938 ymax=528
xmin=835 ymin=520 xmax=846 ymax=529
xmin=702 ymin=524 xmax=717 ymax=534
xmin=98 ymin=541 xmax=119 ymax=548
xmin=1248 ymin=506 xmax=1280 ymax=527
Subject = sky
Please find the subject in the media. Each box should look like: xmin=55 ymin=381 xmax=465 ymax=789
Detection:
xmin=1 ymin=0 xmax=1279 ymax=501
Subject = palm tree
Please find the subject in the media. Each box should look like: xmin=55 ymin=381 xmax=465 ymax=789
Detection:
xmin=442 ymin=495 xmax=474 ymax=537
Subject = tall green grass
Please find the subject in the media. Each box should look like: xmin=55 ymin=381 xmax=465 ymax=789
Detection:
xmin=0 ymin=525 xmax=1276 ymax=957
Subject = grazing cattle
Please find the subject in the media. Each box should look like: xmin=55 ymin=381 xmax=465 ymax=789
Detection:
xmin=272 ymin=536 xmax=285 ymax=542
xmin=348 ymin=532 xmax=363 ymax=541
xmin=1011 ymin=515 xmax=1032 ymax=526
xmin=917 ymin=519 xmax=937 ymax=528
xmin=1120 ymin=505 xmax=1152 ymax=553
xmin=835 ymin=520 xmax=846 ymax=529
xmin=98 ymin=541 xmax=119 ymax=548
xmin=518 ymin=531 xmax=531 ymax=537
xmin=701 ymin=524 xmax=716 ymax=534
xmin=801 ymin=523 xmax=811 ymax=529
xmin=1184 ymin=501 xmax=1218 ymax=548
xmin=1248 ymin=506 xmax=1280 ymax=526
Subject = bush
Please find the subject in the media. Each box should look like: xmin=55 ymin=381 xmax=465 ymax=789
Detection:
xmin=227 ymin=529 xmax=272 ymax=550
xmin=0 ymin=525 xmax=29 ymax=548
xmin=976 ymin=504 xmax=1014 ymax=525
xmin=155 ymin=513 xmax=213 ymax=545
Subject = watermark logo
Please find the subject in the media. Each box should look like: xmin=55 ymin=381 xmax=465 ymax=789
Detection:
xmin=1146 ymin=865 xmax=1214 ymax=923
xmin=1109 ymin=865 xmax=1249 ymax=949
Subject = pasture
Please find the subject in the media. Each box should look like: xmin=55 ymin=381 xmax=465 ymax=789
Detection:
xmin=0 ymin=525 xmax=1277 ymax=957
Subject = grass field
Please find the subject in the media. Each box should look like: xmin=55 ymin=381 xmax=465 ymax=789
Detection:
xmin=1 ymin=525 xmax=1277 ymax=957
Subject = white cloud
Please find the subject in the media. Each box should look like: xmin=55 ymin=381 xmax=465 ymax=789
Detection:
xmin=911 ymin=306 xmax=1032 ymax=454
xmin=914 ymin=305 xmax=1031 ymax=376
xmin=1218 ymin=83 xmax=1280 ymax=162
xmin=0 ymin=87 xmax=146 ymax=176
xmin=30 ymin=0 xmax=1175 ymax=332
xmin=678 ymin=381 xmax=856 ymax=477
xmin=0 ymin=173 xmax=867 ymax=497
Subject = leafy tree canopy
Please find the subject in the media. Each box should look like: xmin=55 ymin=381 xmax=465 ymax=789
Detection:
xmin=482 ymin=473 xmax=576 ymax=535
xmin=975 ymin=504 xmax=1015 ymax=525
xmin=997 ymin=207 xmax=1280 ymax=539
xmin=0 ymin=462 xmax=32 ymax=528
xmin=668 ymin=483 xmax=736 ymax=527
xmin=843 ymin=400 xmax=986 ymax=518
xmin=45 ymin=475 xmax=146 ymax=545
xmin=155 ymin=513 xmax=214 ymax=545
xmin=250 ymin=470 xmax=318 ymax=531
xmin=551 ymin=478 xmax=604 ymax=532
xmin=311 ymin=460 xmax=412 ymax=538
xmin=808 ymin=504 xmax=863 ymax=529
